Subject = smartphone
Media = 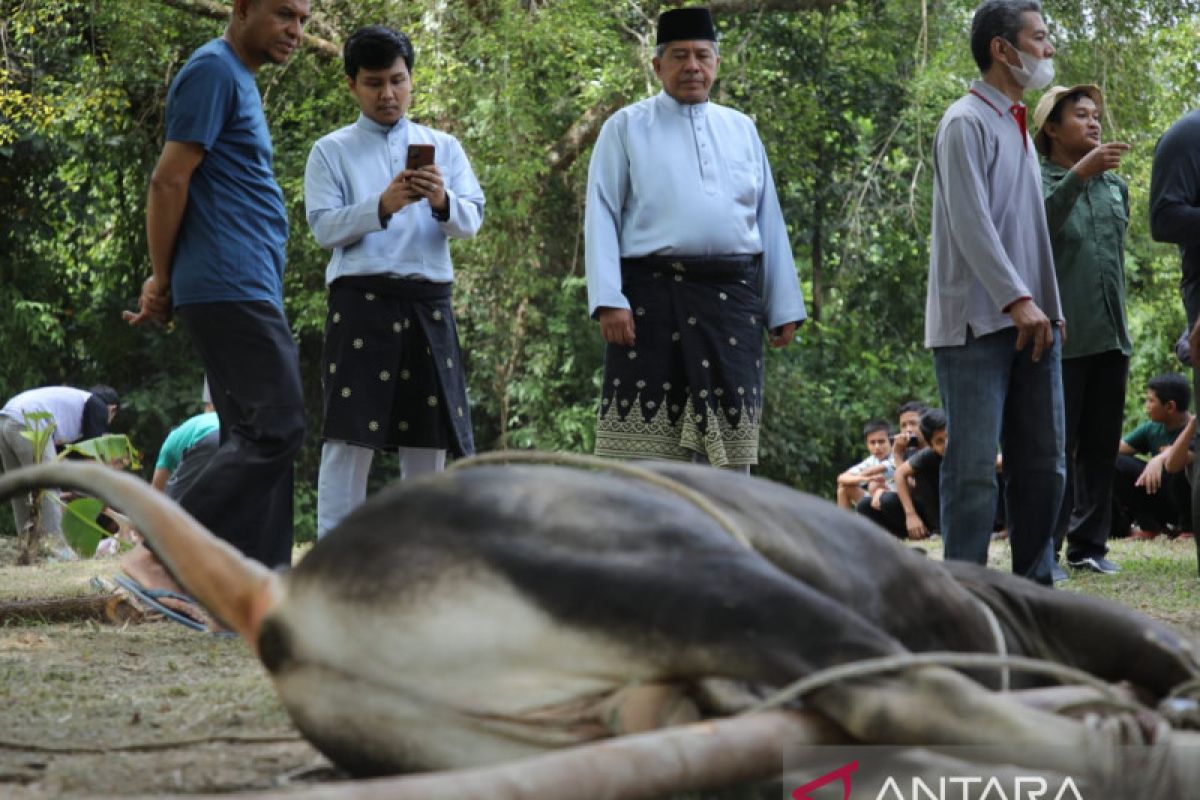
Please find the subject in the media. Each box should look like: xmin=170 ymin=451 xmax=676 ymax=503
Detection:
xmin=406 ymin=144 xmax=435 ymax=171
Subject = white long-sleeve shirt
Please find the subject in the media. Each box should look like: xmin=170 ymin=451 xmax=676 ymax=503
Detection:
xmin=584 ymin=92 xmax=806 ymax=331
xmin=304 ymin=114 xmax=485 ymax=285
xmin=925 ymin=80 xmax=1062 ymax=347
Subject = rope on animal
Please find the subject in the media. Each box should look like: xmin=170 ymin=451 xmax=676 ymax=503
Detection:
xmin=747 ymin=652 xmax=1142 ymax=716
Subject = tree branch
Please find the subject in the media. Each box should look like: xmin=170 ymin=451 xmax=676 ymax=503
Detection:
xmin=202 ymin=711 xmax=847 ymax=800
xmin=546 ymin=96 xmax=624 ymax=175
xmin=547 ymin=0 xmax=845 ymax=174
xmin=680 ymin=0 xmax=843 ymax=12
xmin=157 ymin=0 xmax=340 ymax=60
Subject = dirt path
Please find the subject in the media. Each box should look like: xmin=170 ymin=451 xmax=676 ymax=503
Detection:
xmin=0 ymin=549 xmax=336 ymax=797
xmin=0 ymin=622 xmax=333 ymax=797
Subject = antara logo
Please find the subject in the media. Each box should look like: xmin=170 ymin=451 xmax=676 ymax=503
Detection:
xmin=872 ymin=776 xmax=1084 ymax=800
xmin=792 ymin=762 xmax=1085 ymax=800
xmin=792 ymin=760 xmax=858 ymax=800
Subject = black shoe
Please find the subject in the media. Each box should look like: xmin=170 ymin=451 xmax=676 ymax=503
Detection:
xmin=1051 ymin=563 xmax=1069 ymax=584
xmin=1066 ymin=555 xmax=1121 ymax=575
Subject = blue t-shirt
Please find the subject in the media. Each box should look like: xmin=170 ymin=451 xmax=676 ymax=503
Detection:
xmin=165 ymin=39 xmax=288 ymax=307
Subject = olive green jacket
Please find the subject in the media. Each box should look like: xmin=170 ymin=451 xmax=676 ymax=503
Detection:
xmin=1041 ymin=158 xmax=1132 ymax=360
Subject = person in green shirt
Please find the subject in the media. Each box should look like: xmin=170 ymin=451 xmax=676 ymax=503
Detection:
xmin=1033 ymin=83 xmax=1131 ymax=577
xmin=152 ymin=409 xmax=219 ymax=498
xmin=1113 ymin=373 xmax=1194 ymax=541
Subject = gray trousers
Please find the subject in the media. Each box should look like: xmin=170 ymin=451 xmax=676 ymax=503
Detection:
xmin=0 ymin=415 xmax=61 ymax=536
xmin=316 ymin=440 xmax=446 ymax=540
xmin=165 ymin=431 xmax=220 ymax=502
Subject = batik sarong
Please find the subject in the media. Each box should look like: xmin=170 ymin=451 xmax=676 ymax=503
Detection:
xmin=595 ymin=256 xmax=764 ymax=468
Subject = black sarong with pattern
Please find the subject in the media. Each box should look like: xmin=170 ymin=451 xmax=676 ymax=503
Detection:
xmin=322 ymin=276 xmax=474 ymax=457
xmin=595 ymin=256 xmax=764 ymax=468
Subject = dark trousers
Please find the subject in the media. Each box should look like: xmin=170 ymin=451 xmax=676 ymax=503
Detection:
xmin=175 ymin=302 xmax=305 ymax=568
xmin=1179 ymin=273 xmax=1200 ymax=572
xmin=856 ymin=491 xmax=933 ymax=540
xmin=856 ymin=467 xmax=941 ymax=540
xmin=1053 ymin=351 xmax=1128 ymax=561
xmin=1111 ymin=453 xmax=1192 ymax=536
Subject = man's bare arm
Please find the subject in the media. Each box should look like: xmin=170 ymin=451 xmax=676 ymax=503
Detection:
xmin=125 ymin=141 xmax=205 ymax=326
xmin=1164 ymin=415 xmax=1197 ymax=475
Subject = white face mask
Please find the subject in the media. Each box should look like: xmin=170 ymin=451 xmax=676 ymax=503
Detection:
xmin=1004 ymin=42 xmax=1055 ymax=90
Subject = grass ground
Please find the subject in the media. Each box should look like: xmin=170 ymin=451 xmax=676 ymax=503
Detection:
xmin=967 ymin=532 xmax=1200 ymax=635
xmin=0 ymin=533 xmax=1197 ymax=797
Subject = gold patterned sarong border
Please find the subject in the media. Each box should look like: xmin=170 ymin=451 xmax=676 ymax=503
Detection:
xmin=595 ymin=395 xmax=760 ymax=468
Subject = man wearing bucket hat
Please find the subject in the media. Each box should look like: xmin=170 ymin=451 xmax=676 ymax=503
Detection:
xmin=584 ymin=7 xmax=806 ymax=471
xmin=1033 ymin=84 xmax=1131 ymax=579
xmin=926 ymin=0 xmax=1063 ymax=585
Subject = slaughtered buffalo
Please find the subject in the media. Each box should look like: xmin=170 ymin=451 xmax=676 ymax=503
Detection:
xmin=3 ymin=456 xmax=1200 ymax=799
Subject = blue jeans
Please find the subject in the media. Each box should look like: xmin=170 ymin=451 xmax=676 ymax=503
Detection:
xmin=934 ymin=327 xmax=1065 ymax=585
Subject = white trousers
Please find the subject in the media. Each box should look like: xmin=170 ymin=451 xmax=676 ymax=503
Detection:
xmin=317 ymin=440 xmax=445 ymax=539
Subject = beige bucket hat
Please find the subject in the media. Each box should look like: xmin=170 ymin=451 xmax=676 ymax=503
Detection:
xmin=1032 ymin=83 xmax=1104 ymax=156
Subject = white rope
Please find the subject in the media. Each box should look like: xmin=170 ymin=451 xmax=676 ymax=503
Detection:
xmin=971 ymin=595 xmax=1011 ymax=692
xmin=746 ymin=651 xmax=1141 ymax=716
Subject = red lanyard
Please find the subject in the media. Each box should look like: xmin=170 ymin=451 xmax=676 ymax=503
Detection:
xmin=970 ymin=88 xmax=1028 ymax=151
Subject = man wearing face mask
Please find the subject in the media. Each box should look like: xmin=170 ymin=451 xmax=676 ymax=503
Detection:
xmin=925 ymin=0 xmax=1065 ymax=585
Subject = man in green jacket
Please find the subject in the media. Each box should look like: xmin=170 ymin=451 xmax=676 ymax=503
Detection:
xmin=1033 ymin=83 xmax=1130 ymax=579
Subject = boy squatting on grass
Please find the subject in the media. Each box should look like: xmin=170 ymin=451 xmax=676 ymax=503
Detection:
xmin=1112 ymin=373 xmax=1194 ymax=541
xmin=892 ymin=400 xmax=928 ymax=464
xmin=836 ymin=419 xmax=895 ymax=510
xmin=856 ymin=408 xmax=948 ymax=540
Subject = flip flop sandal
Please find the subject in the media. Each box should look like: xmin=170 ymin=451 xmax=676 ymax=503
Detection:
xmin=111 ymin=574 xmax=219 ymax=634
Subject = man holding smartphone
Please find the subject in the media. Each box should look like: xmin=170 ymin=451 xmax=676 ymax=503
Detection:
xmin=584 ymin=6 xmax=805 ymax=471
xmin=304 ymin=25 xmax=485 ymax=539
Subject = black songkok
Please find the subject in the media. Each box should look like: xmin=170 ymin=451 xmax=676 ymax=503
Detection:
xmin=655 ymin=7 xmax=717 ymax=45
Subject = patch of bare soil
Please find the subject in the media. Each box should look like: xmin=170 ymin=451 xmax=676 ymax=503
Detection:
xmin=0 ymin=548 xmax=336 ymax=798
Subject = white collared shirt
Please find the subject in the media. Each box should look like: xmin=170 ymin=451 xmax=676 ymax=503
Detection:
xmin=584 ymin=92 xmax=806 ymax=330
xmin=304 ymin=114 xmax=485 ymax=285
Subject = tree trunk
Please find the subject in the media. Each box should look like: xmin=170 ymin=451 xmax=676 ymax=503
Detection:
xmin=0 ymin=594 xmax=140 ymax=625
xmin=204 ymin=711 xmax=846 ymax=800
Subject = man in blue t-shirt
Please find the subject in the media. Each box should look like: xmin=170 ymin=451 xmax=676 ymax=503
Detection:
xmin=124 ymin=0 xmax=310 ymax=571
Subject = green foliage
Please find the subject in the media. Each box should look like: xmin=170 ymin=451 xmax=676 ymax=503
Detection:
xmin=60 ymin=434 xmax=142 ymax=470
xmin=18 ymin=411 xmax=56 ymax=460
xmin=60 ymin=496 xmax=105 ymax=556
xmin=3 ymin=0 xmax=1199 ymax=511
xmin=6 ymin=408 xmax=136 ymax=553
